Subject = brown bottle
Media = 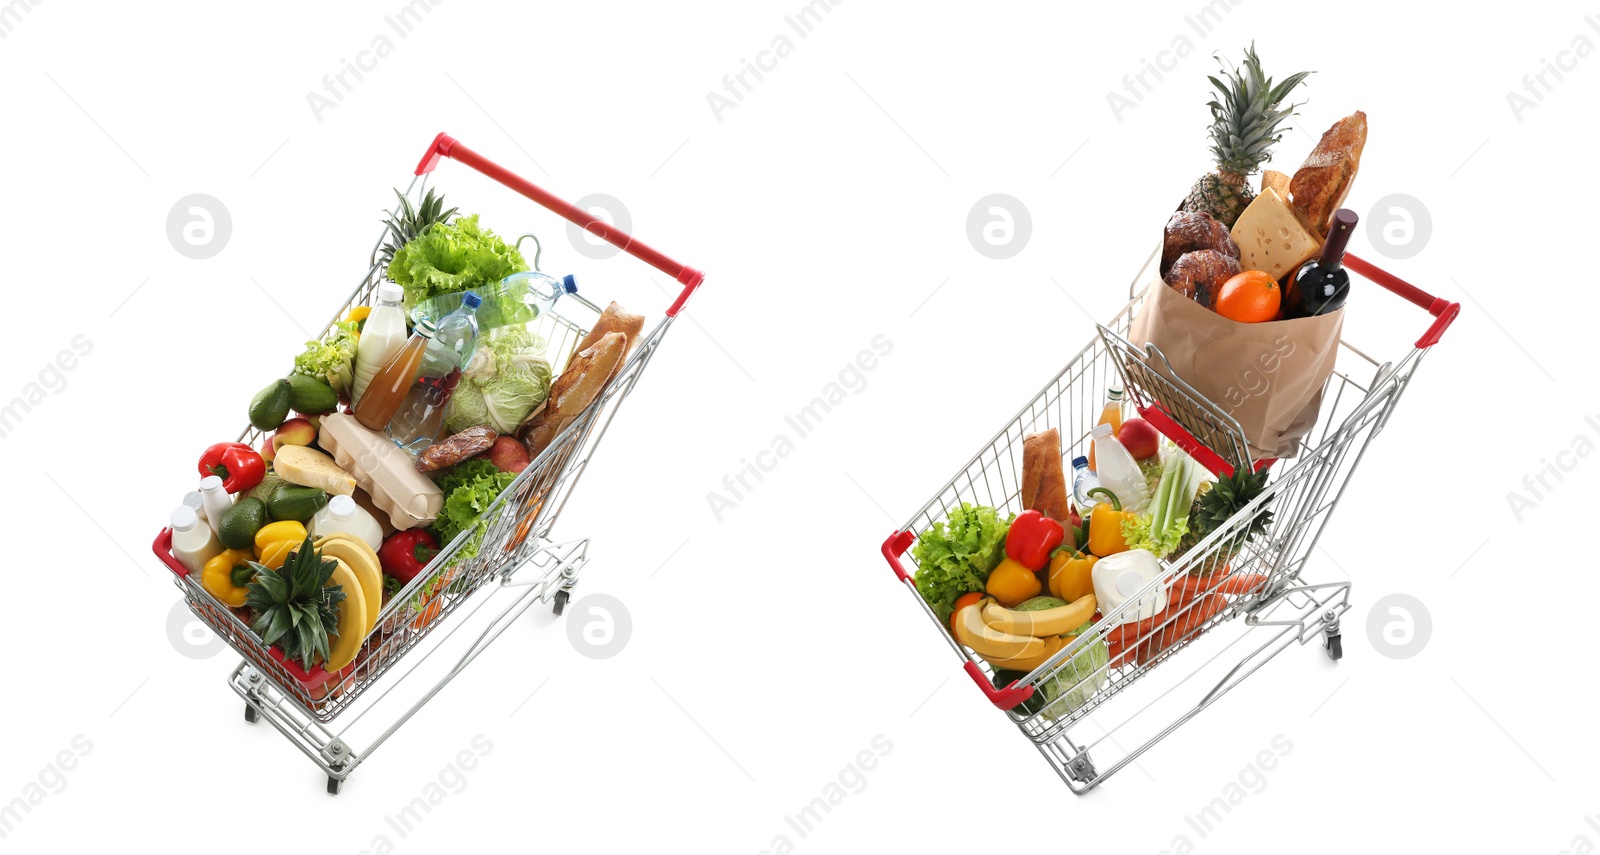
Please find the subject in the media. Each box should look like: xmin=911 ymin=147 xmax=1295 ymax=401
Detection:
xmin=1286 ymin=209 xmax=1357 ymax=319
xmin=352 ymin=319 xmax=434 ymax=432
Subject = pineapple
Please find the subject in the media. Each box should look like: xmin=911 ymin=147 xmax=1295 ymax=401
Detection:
xmin=245 ymin=537 xmax=346 ymax=671
xmin=1180 ymin=44 xmax=1311 ymax=227
xmin=1175 ymin=467 xmax=1273 ymax=576
xmin=378 ymin=188 xmax=458 ymax=264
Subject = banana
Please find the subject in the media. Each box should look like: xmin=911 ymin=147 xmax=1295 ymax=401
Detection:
xmin=324 ymin=557 xmax=369 ymax=672
xmin=314 ymin=535 xmax=382 ymax=636
xmin=981 ymin=634 xmax=1067 ymax=674
xmin=983 ymin=594 xmax=1096 ymax=638
xmin=953 ymin=597 xmax=1045 ymax=660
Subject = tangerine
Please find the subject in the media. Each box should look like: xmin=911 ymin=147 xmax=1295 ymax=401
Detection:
xmin=1215 ymin=270 xmax=1281 ymax=323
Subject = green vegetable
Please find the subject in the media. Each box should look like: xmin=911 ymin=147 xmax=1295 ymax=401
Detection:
xmin=1032 ymin=621 xmax=1109 ymax=720
xmin=442 ymin=326 xmax=553 ymax=434
xmin=292 ymin=320 xmax=359 ymax=398
xmin=431 ymin=459 xmax=518 ymax=562
xmin=386 ymin=214 xmax=528 ymax=311
xmin=911 ymin=503 xmax=1013 ymax=623
xmin=1123 ymin=451 xmax=1197 ymax=557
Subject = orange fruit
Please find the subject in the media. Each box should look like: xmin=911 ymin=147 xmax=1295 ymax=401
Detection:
xmin=1215 ymin=270 xmax=1281 ymax=323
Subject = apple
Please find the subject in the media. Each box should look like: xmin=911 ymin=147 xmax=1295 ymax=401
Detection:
xmin=259 ymin=440 xmax=276 ymax=464
xmin=1118 ymin=418 xmax=1161 ymax=461
xmin=273 ymin=418 xmax=317 ymax=452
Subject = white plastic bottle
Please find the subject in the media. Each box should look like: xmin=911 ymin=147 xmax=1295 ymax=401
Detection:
xmin=170 ymin=505 xmax=223 ymax=575
xmin=197 ymin=475 xmax=233 ymax=537
xmin=182 ymin=490 xmax=205 ymax=522
xmin=1092 ymin=549 xmax=1167 ymax=624
xmin=309 ymin=494 xmax=384 ymax=551
xmin=351 ymin=282 xmax=409 ymax=407
xmin=1090 ymin=423 xmax=1151 ymax=514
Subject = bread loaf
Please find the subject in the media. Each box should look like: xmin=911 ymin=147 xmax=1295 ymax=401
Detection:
xmin=1021 ymin=429 xmax=1071 ymax=527
xmin=1290 ymin=111 xmax=1367 ymax=236
xmin=567 ymin=302 xmax=643 ymax=370
xmin=520 ymin=331 xmax=628 ymax=457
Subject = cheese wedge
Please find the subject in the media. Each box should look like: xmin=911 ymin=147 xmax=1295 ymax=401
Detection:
xmin=273 ymin=445 xmax=357 ymax=497
xmin=1229 ymin=186 xmax=1321 ymax=282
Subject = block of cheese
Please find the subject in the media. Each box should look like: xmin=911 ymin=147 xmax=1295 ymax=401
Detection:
xmin=272 ymin=445 xmax=356 ymax=496
xmin=1229 ymin=186 xmax=1322 ymax=282
xmin=317 ymin=413 xmax=443 ymax=530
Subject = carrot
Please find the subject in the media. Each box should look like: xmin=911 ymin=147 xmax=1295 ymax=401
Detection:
xmin=1171 ymin=572 xmax=1268 ymax=603
xmin=1138 ymin=594 xmax=1228 ymax=666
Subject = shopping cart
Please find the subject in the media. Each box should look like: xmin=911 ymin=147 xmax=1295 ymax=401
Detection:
xmin=154 ymin=132 xmax=703 ymax=793
xmin=882 ymin=246 xmax=1457 ymax=793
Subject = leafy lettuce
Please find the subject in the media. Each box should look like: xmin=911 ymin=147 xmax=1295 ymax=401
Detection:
xmin=431 ymin=458 xmax=518 ymax=562
xmin=292 ymin=319 xmax=359 ymax=397
xmin=386 ymin=215 xmax=528 ymax=310
xmin=911 ymin=503 xmax=1012 ymax=622
xmin=443 ymin=326 xmax=553 ymax=435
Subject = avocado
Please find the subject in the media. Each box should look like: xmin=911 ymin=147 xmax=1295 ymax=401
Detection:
xmin=217 ymin=497 xmax=267 ymax=550
xmin=248 ymin=380 xmax=292 ymax=431
xmin=286 ymin=374 xmax=338 ymax=415
xmin=267 ymin=485 xmax=328 ymax=522
xmin=245 ymin=472 xmax=288 ymax=504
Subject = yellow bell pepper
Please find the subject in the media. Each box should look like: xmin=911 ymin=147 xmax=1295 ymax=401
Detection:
xmin=254 ymin=520 xmax=307 ymax=556
xmin=985 ymin=557 xmax=1042 ymax=607
xmin=201 ymin=549 xmax=257 ymax=608
xmin=1086 ymin=488 xmax=1133 ymax=557
xmin=1048 ymin=549 xmax=1098 ymax=602
xmin=257 ymin=540 xmax=295 ymax=570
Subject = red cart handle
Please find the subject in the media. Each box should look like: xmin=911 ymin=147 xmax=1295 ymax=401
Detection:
xmin=415 ymin=132 xmax=704 ymax=317
xmin=1345 ymin=253 xmax=1459 ymax=349
xmin=154 ymin=527 xmax=189 ymax=578
xmin=883 ymin=529 xmax=1035 ymax=710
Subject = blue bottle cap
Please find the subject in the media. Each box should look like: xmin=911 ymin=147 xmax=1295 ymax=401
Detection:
xmin=461 ymin=291 xmax=482 ymax=308
xmin=562 ymin=274 xmax=578 ymax=294
xmin=1072 ymin=456 xmax=1088 ymax=469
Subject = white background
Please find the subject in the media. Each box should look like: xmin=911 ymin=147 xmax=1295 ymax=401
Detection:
xmin=0 ymin=0 xmax=1594 ymax=852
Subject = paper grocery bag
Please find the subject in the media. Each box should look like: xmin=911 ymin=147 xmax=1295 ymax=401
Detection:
xmin=1127 ymin=279 xmax=1343 ymax=461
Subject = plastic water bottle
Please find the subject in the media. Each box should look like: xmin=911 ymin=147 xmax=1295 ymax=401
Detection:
xmin=1071 ymin=456 xmax=1101 ymax=513
xmin=1090 ymin=423 xmax=1151 ymax=514
xmin=386 ymin=292 xmax=482 ymax=453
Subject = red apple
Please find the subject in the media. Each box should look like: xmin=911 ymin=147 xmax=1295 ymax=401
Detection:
xmin=484 ymin=436 xmax=531 ymax=474
xmin=1118 ymin=418 xmax=1161 ymax=461
xmin=273 ymin=418 xmax=317 ymax=452
xmin=259 ymin=440 xmax=276 ymax=464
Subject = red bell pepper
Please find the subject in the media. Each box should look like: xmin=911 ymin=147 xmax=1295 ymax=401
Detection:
xmin=198 ymin=442 xmax=266 ymax=494
xmin=1004 ymin=509 xmax=1065 ymax=571
xmin=379 ymin=529 xmax=438 ymax=586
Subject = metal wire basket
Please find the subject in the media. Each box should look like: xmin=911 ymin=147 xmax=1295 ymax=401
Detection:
xmin=883 ymin=246 xmax=1457 ymax=792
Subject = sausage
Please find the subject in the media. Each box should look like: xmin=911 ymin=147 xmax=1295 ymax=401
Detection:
xmin=415 ymin=425 xmax=498 ymax=472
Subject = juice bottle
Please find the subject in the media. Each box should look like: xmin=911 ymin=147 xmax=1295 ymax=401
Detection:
xmin=351 ymin=283 xmax=408 ymax=406
xmin=353 ymin=319 xmax=435 ymax=432
xmin=1087 ymin=386 xmax=1124 ymax=471
xmin=386 ymin=293 xmax=481 ymax=453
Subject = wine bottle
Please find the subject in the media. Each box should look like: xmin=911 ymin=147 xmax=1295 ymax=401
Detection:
xmin=1288 ymin=209 xmax=1358 ymax=318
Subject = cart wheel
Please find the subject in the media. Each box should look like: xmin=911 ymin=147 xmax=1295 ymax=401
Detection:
xmin=1325 ymin=634 xmax=1343 ymax=661
xmin=327 ymin=776 xmax=343 ymax=795
xmin=244 ymin=703 xmax=259 ymax=724
xmin=553 ymin=589 xmax=570 ymax=616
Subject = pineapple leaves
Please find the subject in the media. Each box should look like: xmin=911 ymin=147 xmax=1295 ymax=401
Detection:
xmin=1201 ymin=43 xmax=1313 ymax=177
xmin=242 ymin=537 xmax=349 ymax=672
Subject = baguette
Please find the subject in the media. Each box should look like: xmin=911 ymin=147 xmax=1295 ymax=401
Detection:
xmin=520 ymin=331 xmax=628 ymax=456
xmin=567 ymin=302 xmax=644 ymax=370
xmin=1021 ymin=429 xmax=1072 ymax=532
xmin=1289 ymin=111 xmax=1367 ymax=236
xmin=1261 ymin=170 xmax=1291 ymax=197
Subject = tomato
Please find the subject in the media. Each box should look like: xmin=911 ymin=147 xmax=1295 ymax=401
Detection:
xmin=949 ymin=592 xmax=984 ymax=635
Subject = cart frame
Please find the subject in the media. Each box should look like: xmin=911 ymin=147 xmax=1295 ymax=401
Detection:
xmin=882 ymin=247 xmax=1457 ymax=793
xmin=155 ymin=132 xmax=703 ymax=792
